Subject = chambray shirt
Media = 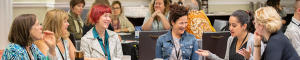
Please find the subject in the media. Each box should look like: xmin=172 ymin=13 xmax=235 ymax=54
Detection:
xmin=156 ymin=29 xmax=199 ymax=60
xmin=92 ymin=27 xmax=111 ymax=60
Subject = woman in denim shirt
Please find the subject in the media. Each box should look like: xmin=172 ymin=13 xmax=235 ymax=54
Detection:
xmin=155 ymin=3 xmax=199 ymax=60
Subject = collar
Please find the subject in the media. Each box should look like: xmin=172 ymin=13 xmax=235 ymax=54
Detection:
xmin=165 ymin=29 xmax=187 ymax=42
xmin=92 ymin=27 xmax=109 ymax=40
xmin=68 ymin=10 xmax=82 ymax=21
xmin=292 ymin=17 xmax=300 ymax=25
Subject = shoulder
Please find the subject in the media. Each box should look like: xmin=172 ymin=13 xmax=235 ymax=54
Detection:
xmin=106 ymin=29 xmax=119 ymax=39
xmin=2 ymin=43 xmax=25 ymax=56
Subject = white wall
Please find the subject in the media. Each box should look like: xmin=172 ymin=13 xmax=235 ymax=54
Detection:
xmin=0 ymin=0 xmax=13 ymax=50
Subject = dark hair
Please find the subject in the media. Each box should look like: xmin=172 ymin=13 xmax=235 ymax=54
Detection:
xmin=69 ymin=0 xmax=85 ymax=9
xmin=8 ymin=14 xmax=36 ymax=47
xmin=89 ymin=4 xmax=111 ymax=24
xmin=168 ymin=3 xmax=189 ymax=26
xmin=231 ymin=10 xmax=255 ymax=33
xmin=267 ymin=0 xmax=281 ymax=9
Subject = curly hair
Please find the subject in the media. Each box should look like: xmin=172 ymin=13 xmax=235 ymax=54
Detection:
xmin=149 ymin=0 xmax=170 ymax=20
xmin=168 ymin=3 xmax=188 ymax=26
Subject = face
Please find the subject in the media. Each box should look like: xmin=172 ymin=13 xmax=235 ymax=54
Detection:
xmin=61 ymin=18 xmax=70 ymax=36
xmin=172 ymin=16 xmax=188 ymax=34
xmin=154 ymin=0 xmax=166 ymax=13
xmin=253 ymin=19 xmax=263 ymax=35
xmin=113 ymin=4 xmax=121 ymax=16
xmin=229 ymin=16 xmax=247 ymax=37
xmin=71 ymin=3 xmax=84 ymax=15
xmin=30 ymin=19 xmax=43 ymax=41
xmin=96 ymin=13 xmax=111 ymax=29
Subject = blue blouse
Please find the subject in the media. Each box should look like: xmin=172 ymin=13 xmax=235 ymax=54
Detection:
xmin=2 ymin=42 xmax=47 ymax=60
xmin=92 ymin=27 xmax=111 ymax=60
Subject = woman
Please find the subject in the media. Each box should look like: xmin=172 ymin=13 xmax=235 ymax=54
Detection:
xmin=35 ymin=9 xmax=77 ymax=60
xmin=82 ymin=0 xmax=114 ymax=36
xmin=142 ymin=0 xmax=171 ymax=31
xmin=111 ymin=1 xmax=135 ymax=33
xmin=195 ymin=10 xmax=264 ymax=60
xmin=2 ymin=14 xmax=57 ymax=60
xmin=155 ymin=3 xmax=198 ymax=60
xmin=242 ymin=7 xmax=299 ymax=60
xmin=267 ymin=0 xmax=287 ymax=25
xmin=67 ymin=0 xmax=85 ymax=40
xmin=80 ymin=4 xmax=123 ymax=60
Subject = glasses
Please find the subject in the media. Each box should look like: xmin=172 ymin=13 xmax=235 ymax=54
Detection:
xmin=113 ymin=7 xmax=120 ymax=10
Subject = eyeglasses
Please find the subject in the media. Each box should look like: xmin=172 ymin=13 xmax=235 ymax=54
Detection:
xmin=113 ymin=7 xmax=120 ymax=10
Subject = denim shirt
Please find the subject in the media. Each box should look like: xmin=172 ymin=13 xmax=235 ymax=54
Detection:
xmin=156 ymin=29 xmax=199 ymax=60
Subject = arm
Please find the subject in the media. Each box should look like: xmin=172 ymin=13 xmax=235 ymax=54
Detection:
xmin=123 ymin=16 xmax=135 ymax=32
xmin=66 ymin=38 xmax=77 ymax=60
xmin=285 ymin=31 xmax=300 ymax=56
xmin=142 ymin=12 xmax=154 ymax=31
xmin=190 ymin=38 xmax=199 ymax=60
xmin=157 ymin=12 xmax=171 ymax=30
xmin=155 ymin=37 xmax=163 ymax=58
xmin=80 ymin=38 xmax=91 ymax=57
xmin=112 ymin=35 xmax=123 ymax=60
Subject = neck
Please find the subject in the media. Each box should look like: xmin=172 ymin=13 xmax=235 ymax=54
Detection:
xmin=294 ymin=13 xmax=300 ymax=21
xmin=95 ymin=26 xmax=105 ymax=37
xmin=171 ymin=29 xmax=182 ymax=38
xmin=263 ymin=32 xmax=272 ymax=41
xmin=237 ymin=31 xmax=248 ymax=41
xmin=113 ymin=16 xmax=118 ymax=21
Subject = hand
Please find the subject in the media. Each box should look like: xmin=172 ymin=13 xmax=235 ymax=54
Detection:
xmin=151 ymin=10 xmax=163 ymax=18
xmin=114 ymin=29 xmax=121 ymax=33
xmin=43 ymin=30 xmax=56 ymax=49
xmin=254 ymin=31 xmax=262 ymax=45
xmin=237 ymin=46 xmax=251 ymax=59
xmin=195 ymin=49 xmax=209 ymax=57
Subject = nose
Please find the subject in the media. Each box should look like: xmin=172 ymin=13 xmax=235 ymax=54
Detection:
xmin=229 ymin=26 xmax=233 ymax=31
xmin=67 ymin=22 xmax=70 ymax=26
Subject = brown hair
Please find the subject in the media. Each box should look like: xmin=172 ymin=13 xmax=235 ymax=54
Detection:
xmin=111 ymin=1 xmax=123 ymax=18
xmin=8 ymin=14 xmax=36 ymax=47
xmin=42 ymin=9 xmax=69 ymax=42
xmin=168 ymin=3 xmax=188 ymax=26
xmin=69 ymin=0 xmax=85 ymax=8
xmin=267 ymin=0 xmax=281 ymax=9
xmin=85 ymin=0 xmax=110 ymax=26
xmin=149 ymin=0 xmax=170 ymax=20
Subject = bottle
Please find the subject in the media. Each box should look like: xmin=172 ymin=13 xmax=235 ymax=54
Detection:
xmin=75 ymin=51 xmax=84 ymax=60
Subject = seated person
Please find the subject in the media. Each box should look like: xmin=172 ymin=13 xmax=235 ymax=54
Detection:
xmin=142 ymin=0 xmax=171 ymax=31
xmin=67 ymin=0 xmax=85 ymax=40
xmin=156 ymin=3 xmax=199 ymax=60
xmin=35 ymin=9 xmax=77 ymax=60
xmin=80 ymin=4 xmax=123 ymax=60
xmin=111 ymin=1 xmax=135 ymax=33
xmin=2 ymin=14 xmax=57 ymax=60
xmin=196 ymin=10 xmax=264 ymax=60
xmin=182 ymin=0 xmax=216 ymax=39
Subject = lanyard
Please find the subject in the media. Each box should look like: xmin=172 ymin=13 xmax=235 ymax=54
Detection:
xmin=291 ymin=21 xmax=300 ymax=28
xmin=26 ymin=46 xmax=33 ymax=60
xmin=57 ymin=38 xmax=67 ymax=60
xmin=172 ymin=38 xmax=181 ymax=59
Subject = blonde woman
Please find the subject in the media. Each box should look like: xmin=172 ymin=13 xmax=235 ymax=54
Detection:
xmin=35 ymin=9 xmax=77 ymax=60
xmin=111 ymin=1 xmax=135 ymax=33
xmin=238 ymin=7 xmax=299 ymax=60
xmin=142 ymin=0 xmax=171 ymax=31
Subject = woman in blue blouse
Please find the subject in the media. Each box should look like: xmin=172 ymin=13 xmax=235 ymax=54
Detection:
xmin=2 ymin=14 xmax=57 ymax=60
xmin=155 ymin=3 xmax=199 ymax=60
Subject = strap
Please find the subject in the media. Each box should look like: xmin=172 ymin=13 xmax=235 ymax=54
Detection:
xmin=102 ymin=43 xmax=108 ymax=56
xmin=26 ymin=46 xmax=33 ymax=60
xmin=172 ymin=38 xmax=181 ymax=59
xmin=291 ymin=21 xmax=300 ymax=28
xmin=238 ymin=32 xmax=248 ymax=49
xmin=57 ymin=38 xmax=67 ymax=60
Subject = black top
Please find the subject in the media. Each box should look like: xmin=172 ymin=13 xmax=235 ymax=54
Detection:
xmin=261 ymin=30 xmax=299 ymax=60
xmin=229 ymin=37 xmax=248 ymax=60
xmin=82 ymin=23 xmax=114 ymax=37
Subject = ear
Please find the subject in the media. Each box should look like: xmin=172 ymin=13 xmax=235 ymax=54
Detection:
xmin=243 ymin=24 xmax=247 ymax=29
xmin=171 ymin=21 xmax=175 ymax=26
xmin=297 ymin=8 xmax=300 ymax=14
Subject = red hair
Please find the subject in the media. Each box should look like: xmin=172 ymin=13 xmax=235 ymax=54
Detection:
xmin=89 ymin=4 xmax=111 ymax=24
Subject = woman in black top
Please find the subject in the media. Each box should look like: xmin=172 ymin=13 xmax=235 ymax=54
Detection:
xmin=238 ymin=6 xmax=299 ymax=60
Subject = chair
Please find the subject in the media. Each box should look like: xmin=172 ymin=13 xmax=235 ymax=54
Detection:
xmin=202 ymin=31 xmax=231 ymax=60
xmin=213 ymin=19 xmax=228 ymax=32
xmin=138 ymin=31 xmax=168 ymax=60
xmin=69 ymin=32 xmax=79 ymax=50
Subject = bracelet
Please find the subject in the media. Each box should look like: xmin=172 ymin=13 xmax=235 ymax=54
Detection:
xmin=151 ymin=15 xmax=154 ymax=18
xmin=254 ymin=45 xmax=261 ymax=47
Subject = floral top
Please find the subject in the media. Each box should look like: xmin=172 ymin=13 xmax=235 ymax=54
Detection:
xmin=2 ymin=42 xmax=51 ymax=60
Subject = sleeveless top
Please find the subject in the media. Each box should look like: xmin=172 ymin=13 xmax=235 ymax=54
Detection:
xmin=55 ymin=39 xmax=71 ymax=60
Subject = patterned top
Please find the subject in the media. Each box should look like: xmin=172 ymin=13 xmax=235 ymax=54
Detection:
xmin=2 ymin=42 xmax=47 ymax=60
xmin=169 ymin=37 xmax=182 ymax=60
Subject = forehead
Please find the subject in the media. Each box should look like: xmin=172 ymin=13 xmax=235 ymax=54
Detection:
xmin=176 ymin=16 xmax=188 ymax=22
xmin=113 ymin=4 xmax=120 ymax=7
xmin=229 ymin=16 xmax=239 ymax=23
xmin=155 ymin=0 xmax=164 ymax=3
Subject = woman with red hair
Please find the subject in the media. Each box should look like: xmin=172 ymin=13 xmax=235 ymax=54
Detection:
xmin=80 ymin=4 xmax=123 ymax=60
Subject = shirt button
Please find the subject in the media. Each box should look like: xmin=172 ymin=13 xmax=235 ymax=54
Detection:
xmin=183 ymin=51 xmax=185 ymax=53
xmin=168 ymin=54 xmax=170 ymax=56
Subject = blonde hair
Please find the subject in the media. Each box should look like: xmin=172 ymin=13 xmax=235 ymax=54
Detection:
xmin=42 ymin=9 xmax=69 ymax=42
xmin=149 ymin=0 xmax=170 ymax=20
xmin=255 ymin=6 xmax=282 ymax=33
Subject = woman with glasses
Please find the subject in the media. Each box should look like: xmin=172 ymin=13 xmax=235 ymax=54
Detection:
xmin=110 ymin=1 xmax=135 ymax=33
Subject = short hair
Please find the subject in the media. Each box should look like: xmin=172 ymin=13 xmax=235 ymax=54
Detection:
xmin=69 ymin=0 xmax=85 ymax=8
xmin=255 ymin=6 xmax=282 ymax=33
xmin=168 ymin=3 xmax=189 ymax=26
xmin=294 ymin=0 xmax=300 ymax=12
xmin=42 ymin=9 xmax=69 ymax=42
xmin=231 ymin=10 xmax=255 ymax=33
xmin=84 ymin=0 xmax=110 ymax=26
xmin=182 ymin=0 xmax=199 ymax=10
xmin=149 ymin=0 xmax=170 ymax=19
xmin=89 ymin=4 xmax=112 ymax=24
xmin=8 ymin=14 xmax=36 ymax=47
